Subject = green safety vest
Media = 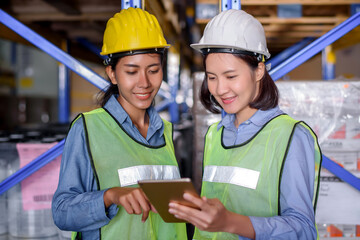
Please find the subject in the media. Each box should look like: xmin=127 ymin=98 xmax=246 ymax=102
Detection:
xmin=72 ymin=108 xmax=187 ymax=240
xmin=194 ymin=114 xmax=322 ymax=240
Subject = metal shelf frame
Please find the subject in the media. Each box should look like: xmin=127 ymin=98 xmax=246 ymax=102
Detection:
xmin=0 ymin=9 xmax=360 ymax=195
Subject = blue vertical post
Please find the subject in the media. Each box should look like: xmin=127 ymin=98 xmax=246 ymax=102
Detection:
xmin=322 ymin=45 xmax=336 ymax=80
xmin=58 ymin=40 xmax=70 ymax=123
xmin=167 ymin=51 xmax=180 ymax=123
xmin=121 ymin=0 xmax=143 ymax=9
xmin=221 ymin=0 xmax=241 ymax=11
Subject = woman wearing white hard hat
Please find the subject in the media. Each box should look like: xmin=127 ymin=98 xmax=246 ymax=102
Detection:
xmin=169 ymin=9 xmax=321 ymax=240
xmin=52 ymin=8 xmax=187 ymax=240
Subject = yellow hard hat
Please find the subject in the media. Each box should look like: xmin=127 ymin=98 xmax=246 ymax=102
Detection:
xmin=100 ymin=7 xmax=170 ymax=56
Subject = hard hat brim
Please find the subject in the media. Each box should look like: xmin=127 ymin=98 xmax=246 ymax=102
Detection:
xmin=190 ymin=43 xmax=270 ymax=59
xmin=100 ymin=44 xmax=171 ymax=56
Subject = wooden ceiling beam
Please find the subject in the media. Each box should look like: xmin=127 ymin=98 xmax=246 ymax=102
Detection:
xmin=42 ymin=0 xmax=81 ymax=15
xmin=266 ymin=31 xmax=324 ymax=38
xmin=16 ymin=12 xmax=114 ymax=22
xmin=264 ymin=24 xmax=334 ymax=32
xmin=241 ymin=0 xmax=359 ymax=5
xmin=146 ymin=0 xmax=178 ymax=46
xmin=257 ymin=16 xmax=347 ymax=24
xmin=196 ymin=16 xmax=347 ymax=25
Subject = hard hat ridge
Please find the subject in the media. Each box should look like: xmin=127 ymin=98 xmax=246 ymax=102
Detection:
xmin=191 ymin=9 xmax=270 ymax=60
xmin=100 ymin=7 xmax=170 ymax=56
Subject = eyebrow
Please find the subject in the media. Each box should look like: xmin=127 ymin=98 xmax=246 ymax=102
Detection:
xmin=124 ymin=63 xmax=161 ymax=68
xmin=206 ymin=69 xmax=236 ymax=75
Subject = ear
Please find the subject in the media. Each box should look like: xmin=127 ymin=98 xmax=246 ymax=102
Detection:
xmin=105 ymin=66 xmax=117 ymax=85
xmin=255 ymin=62 xmax=265 ymax=82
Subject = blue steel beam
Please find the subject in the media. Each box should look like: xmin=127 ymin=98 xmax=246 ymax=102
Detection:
xmin=0 ymin=139 xmax=65 ymax=195
xmin=2 ymin=9 xmax=360 ymax=194
xmin=267 ymin=12 xmax=360 ymax=191
xmin=269 ymin=11 xmax=360 ymax=81
xmin=322 ymin=155 xmax=360 ymax=191
xmin=0 ymin=9 xmax=109 ymax=90
xmin=76 ymin=37 xmax=106 ymax=60
xmin=0 ymin=9 xmax=108 ymax=194
xmin=267 ymin=37 xmax=314 ymax=69
xmin=155 ymin=99 xmax=172 ymax=112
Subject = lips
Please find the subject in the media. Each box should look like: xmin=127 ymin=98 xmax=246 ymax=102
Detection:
xmin=221 ymin=96 xmax=236 ymax=104
xmin=134 ymin=92 xmax=152 ymax=100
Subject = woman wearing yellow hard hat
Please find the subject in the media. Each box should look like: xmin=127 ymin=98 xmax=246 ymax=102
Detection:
xmin=168 ymin=9 xmax=321 ymax=240
xmin=52 ymin=8 xmax=187 ymax=240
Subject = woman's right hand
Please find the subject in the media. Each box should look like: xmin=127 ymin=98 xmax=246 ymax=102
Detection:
xmin=103 ymin=187 xmax=156 ymax=222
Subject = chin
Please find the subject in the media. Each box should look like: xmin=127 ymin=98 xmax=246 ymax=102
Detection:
xmin=136 ymin=102 xmax=152 ymax=110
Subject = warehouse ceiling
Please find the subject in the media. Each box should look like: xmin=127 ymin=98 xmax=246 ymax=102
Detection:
xmin=0 ymin=0 xmax=359 ymax=67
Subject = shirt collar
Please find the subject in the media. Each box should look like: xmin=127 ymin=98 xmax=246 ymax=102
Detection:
xmin=147 ymin=105 xmax=164 ymax=137
xmin=103 ymin=95 xmax=164 ymax=137
xmin=217 ymin=106 xmax=282 ymax=130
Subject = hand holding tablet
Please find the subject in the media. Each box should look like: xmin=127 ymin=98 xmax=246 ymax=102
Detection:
xmin=138 ymin=178 xmax=200 ymax=223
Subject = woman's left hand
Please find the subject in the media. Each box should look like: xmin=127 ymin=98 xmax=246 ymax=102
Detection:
xmin=168 ymin=193 xmax=231 ymax=232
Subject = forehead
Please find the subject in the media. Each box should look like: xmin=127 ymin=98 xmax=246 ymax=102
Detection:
xmin=205 ymin=53 xmax=247 ymax=71
xmin=119 ymin=53 xmax=161 ymax=65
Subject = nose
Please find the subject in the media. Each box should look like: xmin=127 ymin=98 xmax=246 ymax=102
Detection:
xmin=214 ymin=77 xmax=229 ymax=96
xmin=137 ymin=70 xmax=150 ymax=88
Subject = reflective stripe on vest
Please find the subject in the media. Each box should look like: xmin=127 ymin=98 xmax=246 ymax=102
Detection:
xmin=119 ymin=165 xmax=180 ymax=187
xmin=203 ymin=165 xmax=260 ymax=190
xmin=82 ymin=108 xmax=187 ymax=240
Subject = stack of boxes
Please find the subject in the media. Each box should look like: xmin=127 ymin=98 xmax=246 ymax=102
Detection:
xmin=277 ymin=80 xmax=360 ymax=238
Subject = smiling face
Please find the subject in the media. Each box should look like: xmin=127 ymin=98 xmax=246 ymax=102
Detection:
xmin=106 ymin=53 xmax=163 ymax=115
xmin=205 ymin=53 xmax=264 ymax=125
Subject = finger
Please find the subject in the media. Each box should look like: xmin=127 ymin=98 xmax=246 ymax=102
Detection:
xmin=134 ymin=192 xmax=151 ymax=222
xmin=127 ymin=194 xmax=142 ymax=215
xmin=133 ymin=189 xmax=151 ymax=211
xmin=169 ymin=202 xmax=204 ymax=220
xmin=142 ymin=208 xmax=149 ymax=222
xmin=120 ymin=199 xmax=134 ymax=214
xmin=183 ymin=193 xmax=207 ymax=209
xmin=136 ymin=188 xmax=157 ymax=213
xmin=150 ymin=204 xmax=158 ymax=213
xmin=168 ymin=204 xmax=209 ymax=228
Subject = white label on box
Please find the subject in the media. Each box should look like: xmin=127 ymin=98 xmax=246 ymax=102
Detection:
xmin=315 ymin=171 xmax=360 ymax=225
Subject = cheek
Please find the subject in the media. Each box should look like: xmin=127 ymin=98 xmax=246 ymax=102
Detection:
xmin=151 ymin=73 xmax=163 ymax=88
xmin=207 ymin=80 xmax=216 ymax=94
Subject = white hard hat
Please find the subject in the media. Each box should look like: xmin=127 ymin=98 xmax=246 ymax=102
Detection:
xmin=191 ymin=9 xmax=270 ymax=60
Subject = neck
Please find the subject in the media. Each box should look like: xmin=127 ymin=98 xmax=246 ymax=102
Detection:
xmin=234 ymin=108 xmax=257 ymax=128
xmin=128 ymin=109 xmax=149 ymax=139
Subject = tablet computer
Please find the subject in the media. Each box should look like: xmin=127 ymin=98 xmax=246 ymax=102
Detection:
xmin=138 ymin=178 xmax=199 ymax=223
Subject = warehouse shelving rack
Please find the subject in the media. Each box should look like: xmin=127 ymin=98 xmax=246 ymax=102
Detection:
xmin=0 ymin=1 xmax=359 ymax=201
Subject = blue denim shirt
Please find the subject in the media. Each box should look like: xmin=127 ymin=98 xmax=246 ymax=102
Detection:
xmin=218 ymin=106 xmax=317 ymax=240
xmin=52 ymin=95 xmax=166 ymax=239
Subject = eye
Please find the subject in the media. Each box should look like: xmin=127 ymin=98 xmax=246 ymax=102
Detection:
xmin=149 ymin=69 xmax=160 ymax=74
xmin=227 ymin=75 xmax=237 ymax=79
xmin=126 ymin=71 xmax=137 ymax=75
xmin=207 ymin=75 xmax=216 ymax=81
